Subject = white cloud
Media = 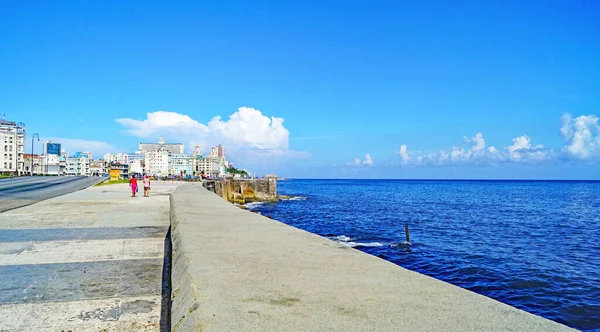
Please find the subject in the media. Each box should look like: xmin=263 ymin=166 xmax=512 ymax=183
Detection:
xmin=397 ymin=132 xmax=552 ymax=167
xmin=350 ymin=153 xmax=374 ymax=167
xmin=117 ymin=107 xmax=292 ymax=154
xmin=464 ymin=132 xmax=486 ymax=151
xmin=116 ymin=111 xmax=209 ymax=138
xmin=207 ymin=107 xmax=289 ymax=150
xmin=560 ymin=114 xmax=600 ymax=160
xmin=507 ymin=135 xmax=532 ymax=160
xmin=116 ymin=107 xmax=303 ymax=173
xmin=46 ymin=138 xmax=119 ymax=159
xmin=399 ymin=144 xmax=410 ymax=164
xmin=364 ymin=153 xmax=373 ymax=166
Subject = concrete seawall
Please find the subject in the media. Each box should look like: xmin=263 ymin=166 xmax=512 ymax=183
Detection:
xmin=170 ymin=183 xmax=573 ymax=331
xmin=213 ymin=178 xmax=277 ymax=204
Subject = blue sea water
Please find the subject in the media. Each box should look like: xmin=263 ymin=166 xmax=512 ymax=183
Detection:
xmin=250 ymin=179 xmax=600 ymax=331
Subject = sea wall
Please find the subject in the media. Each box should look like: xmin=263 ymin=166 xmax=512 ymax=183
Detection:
xmin=213 ymin=178 xmax=277 ymax=204
xmin=169 ymin=183 xmax=572 ymax=331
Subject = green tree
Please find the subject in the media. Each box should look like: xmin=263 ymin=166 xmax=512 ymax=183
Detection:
xmin=225 ymin=167 xmax=248 ymax=177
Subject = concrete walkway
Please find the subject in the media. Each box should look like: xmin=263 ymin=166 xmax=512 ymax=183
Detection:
xmin=0 ymin=183 xmax=179 ymax=331
xmin=171 ymin=184 xmax=574 ymax=332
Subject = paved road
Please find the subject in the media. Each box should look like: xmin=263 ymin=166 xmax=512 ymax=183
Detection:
xmin=0 ymin=183 xmax=179 ymax=331
xmin=0 ymin=176 xmax=104 ymax=212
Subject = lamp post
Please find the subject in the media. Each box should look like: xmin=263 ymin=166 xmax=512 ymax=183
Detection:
xmin=31 ymin=133 xmax=39 ymax=175
xmin=16 ymin=122 xmax=25 ymax=176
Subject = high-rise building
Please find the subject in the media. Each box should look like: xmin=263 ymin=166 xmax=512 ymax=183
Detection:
xmin=44 ymin=141 xmax=62 ymax=155
xmin=139 ymin=136 xmax=184 ymax=155
xmin=145 ymin=147 xmax=170 ymax=176
xmin=0 ymin=118 xmax=25 ymax=175
xmin=217 ymin=145 xmax=226 ymax=158
xmin=66 ymin=152 xmax=91 ymax=176
xmin=170 ymin=154 xmax=192 ymax=176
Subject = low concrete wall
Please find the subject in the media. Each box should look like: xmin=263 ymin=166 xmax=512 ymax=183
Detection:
xmin=170 ymin=184 xmax=572 ymax=331
xmin=214 ymin=178 xmax=277 ymax=204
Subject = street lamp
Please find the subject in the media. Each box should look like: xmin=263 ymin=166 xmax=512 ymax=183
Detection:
xmin=31 ymin=133 xmax=39 ymax=175
xmin=16 ymin=122 xmax=25 ymax=176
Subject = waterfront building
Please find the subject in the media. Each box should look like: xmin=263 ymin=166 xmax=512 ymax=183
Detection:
xmin=0 ymin=118 xmax=25 ymax=175
xmin=80 ymin=151 xmax=93 ymax=160
xmin=90 ymin=160 xmax=108 ymax=176
xmin=170 ymin=154 xmax=192 ymax=176
xmin=192 ymin=146 xmax=201 ymax=157
xmin=193 ymin=156 xmax=226 ymax=178
xmin=41 ymin=153 xmax=64 ymax=175
xmin=217 ymin=145 xmax=225 ymax=158
xmin=124 ymin=153 xmax=144 ymax=175
xmin=109 ymin=162 xmax=129 ymax=179
xmin=139 ymin=136 xmax=183 ymax=155
xmin=23 ymin=154 xmax=42 ymax=175
xmin=66 ymin=152 xmax=91 ymax=176
xmin=43 ymin=141 xmax=62 ymax=155
xmin=103 ymin=152 xmax=128 ymax=164
xmin=145 ymin=147 xmax=170 ymax=176
xmin=129 ymin=159 xmax=144 ymax=175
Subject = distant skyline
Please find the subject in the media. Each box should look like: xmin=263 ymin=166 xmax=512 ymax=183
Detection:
xmin=1 ymin=1 xmax=599 ymax=179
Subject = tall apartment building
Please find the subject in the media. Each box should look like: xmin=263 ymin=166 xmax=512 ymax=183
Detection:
xmin=0 ymin=119 xmax=25 ymax=175
xmin=192 ymin=156 xmax=226 ymax=178
xmin=145 ymin=147 xmax=170 ymax=176
xmin=127 ymin=153 xmax=144 ymax=175
xmin=171 ymin=154 xmax=192 ymax=176
xmin=103 ymin=152 xmax=128 ymax=164
xmin=66 ymin=152 xmax=91 ymax=176
xmin=44 ymin=141 xmax=62 ymax=155
xmin=217 ymin=145 xmax=225 ymax=158
xmin=139 ymin=136 xmax=183 ymax=155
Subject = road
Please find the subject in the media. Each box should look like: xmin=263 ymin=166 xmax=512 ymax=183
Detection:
xmin=0 ymin=176 xmax=104 ymax=212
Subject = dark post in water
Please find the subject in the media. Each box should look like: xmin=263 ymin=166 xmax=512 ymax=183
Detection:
xmin=405 ymin=224 xmax=410 ymax=243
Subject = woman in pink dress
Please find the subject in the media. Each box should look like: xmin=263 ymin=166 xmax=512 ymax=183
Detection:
xmin=143 ymin=175 xmax=151 ymax=197
xmin=129 ymin=176 xmax=138 ymax=197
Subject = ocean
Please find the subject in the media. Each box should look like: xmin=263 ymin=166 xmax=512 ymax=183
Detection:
xmin=248 ymin=179 xmax=600 ymax=331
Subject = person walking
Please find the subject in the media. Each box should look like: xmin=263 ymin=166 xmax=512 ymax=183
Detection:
xmin=129 ymin=176 xmax=138 ymax=197
xmin=143 ymin=174 xmax=151 ymax=197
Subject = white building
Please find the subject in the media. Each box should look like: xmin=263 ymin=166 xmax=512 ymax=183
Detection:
xmin=66 ymin=152 xmax=91 ymax=176
xmin=0 ymin=119 xmax=25 ymax=175
xmin=103 ymin=152 xmax=128 ymax=164
xmin=90 ymin=160 xmax=108 ymax=176
xmin=170 ymin=154 xmax=192 ymax=176
xmin=192 ymin=156 xmax=226 ymax=178
xmin=126 ymin=153 xmax=144 ymax=175
xmin=145 ymin=147 xmax=170 ymax=176
xmin=139 ymin=136 xmax=183 ymax=155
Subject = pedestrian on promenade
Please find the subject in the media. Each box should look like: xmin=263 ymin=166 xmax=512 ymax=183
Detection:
xmin=129 ymin=176 xmax=138 ymax=197
xmin=143 ymin=174 xmax=151 ymax=197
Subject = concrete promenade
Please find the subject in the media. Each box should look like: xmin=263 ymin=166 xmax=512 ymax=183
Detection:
xmin=171 ymin=183 xmax=574 ymax=331
xmin=0 ymin=183 xmax=178 ymax=331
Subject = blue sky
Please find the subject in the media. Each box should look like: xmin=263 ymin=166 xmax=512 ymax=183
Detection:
xmin=1 ymin=0 xmax=599 ymax=179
